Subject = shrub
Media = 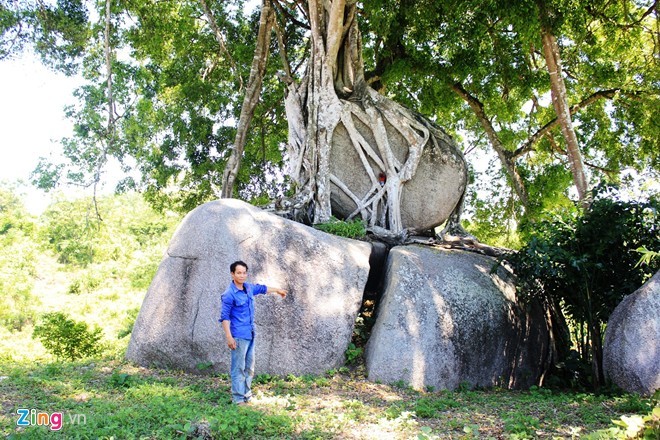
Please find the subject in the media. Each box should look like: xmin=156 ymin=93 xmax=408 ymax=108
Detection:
xmin=33 ymin=312 xmax=103 ymax=360
xmin=584 ymin=391 xmax=660 ymax=439
xmin=314 ymin=217 xmax=366 ymax=239
xmin=511 ymin=191 xmax=659 ymax=387
xmin=344 ymin=342 xmax=363 ymax=365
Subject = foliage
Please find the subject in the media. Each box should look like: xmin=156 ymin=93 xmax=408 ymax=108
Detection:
xmin=0 ymin=190 xmax=177 ymax=361
xmin=4 ymin=0 xmax=653 ymax=242
xmin=462 ymin=163 xmax=525 ymax=248
xmin=38 ymin=196 xmax=98 ymax=265
xmin=0 ymin=186 xmax=38 ymax=331
xmin=32 ymin=312 xmax=103 ymax=360
xmin=0 ymin=0 xmax=89 ymax=72
xmin=585 ymin=391 xmax=660 ymax=439
xmin=25 ymin=0 xmax=289 ymax=213
xmin=514 ymin=192 xmax=659 ymax=323
xmin=511 ymin=190 xmax=660 ymax=386
xmin=344 ymin=342 xmax=363 ymax=366
xmin=38 ymin=192 xmax=178 ymax=267
xmin=361 ymin=0 xmax=659 ymax=235
xmin=635 ymin=246 xmax=660 ymax=268
xmin=314 ymin=217 xmax=366 ymax=239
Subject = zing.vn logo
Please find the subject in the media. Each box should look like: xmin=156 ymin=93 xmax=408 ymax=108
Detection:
xmin=16 ymin=409 xmax=87 ymax=431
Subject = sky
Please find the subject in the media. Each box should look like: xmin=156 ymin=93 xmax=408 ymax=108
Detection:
xmin=0 ymin=53 xmax=80 ymax=213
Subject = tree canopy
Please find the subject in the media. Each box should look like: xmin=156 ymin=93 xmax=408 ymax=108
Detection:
xmin=3 ymin=0 xmax=657 ymax=241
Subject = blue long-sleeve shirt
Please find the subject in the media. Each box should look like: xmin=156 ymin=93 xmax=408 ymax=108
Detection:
xmin=220 ymin=281 xmax=267 ymax=340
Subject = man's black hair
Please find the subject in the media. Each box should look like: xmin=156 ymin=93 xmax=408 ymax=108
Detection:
xmin=230 ymin=260 xmax=248 ymax=273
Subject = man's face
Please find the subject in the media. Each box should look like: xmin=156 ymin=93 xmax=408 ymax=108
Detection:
xmin=231 ymin=265 xmax=248 ymax=285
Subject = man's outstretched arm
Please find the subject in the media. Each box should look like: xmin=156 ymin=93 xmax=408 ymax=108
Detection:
xmin=266 ymin=286 xmax=287 ymax=298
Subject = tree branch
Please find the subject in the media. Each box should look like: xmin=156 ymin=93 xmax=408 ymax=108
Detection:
xmin=272 ymin=0 xmax=310 ymax=30
xmin=587 ymin=1 xmax=658 ymax=30
xmin=220 ymin=0 xmax=275 ymax=198
xmin=199 ymin=0 xmax=244 ymax=92
xmin=452 ymin=82 xmax=529 ymax=206
xmin=510 ymin=88 xmax=620 ymax=159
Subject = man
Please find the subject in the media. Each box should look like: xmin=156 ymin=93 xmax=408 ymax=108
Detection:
xmin=219 ymin=260 xmax=287 ymax=405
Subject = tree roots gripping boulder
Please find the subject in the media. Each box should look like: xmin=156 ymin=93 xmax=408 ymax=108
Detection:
xmin=273 ymin=0 xmax=467 ymax=237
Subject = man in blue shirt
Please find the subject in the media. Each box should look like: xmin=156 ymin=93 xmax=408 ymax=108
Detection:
xmin=220 ymin=260 xmax=287 ymax=405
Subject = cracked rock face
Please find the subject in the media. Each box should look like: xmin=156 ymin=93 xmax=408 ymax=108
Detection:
xmin=603 ymin=270 xmax=660 ymax=396
xmin=126 ymin=199 xmax=371 ymax=375
xmin=365 ymin=245 xmax=551 ymax=391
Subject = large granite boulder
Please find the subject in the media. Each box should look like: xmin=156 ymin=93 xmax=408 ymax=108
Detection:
xmin=603 ymin=270 xmax=660 ymax=395
xmin=365 ymin=245 xmax=551 ymax=390
xmin=126 ymin=199 xmax=372 ymax=375
xmin=329 ymin=104 xmax=467 ymax=233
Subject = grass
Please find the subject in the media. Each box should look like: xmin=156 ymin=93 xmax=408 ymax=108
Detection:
xmin=1 ymin=350 xmax=656 ymax=439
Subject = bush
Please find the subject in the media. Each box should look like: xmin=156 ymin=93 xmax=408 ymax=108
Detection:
xmin=584 ymin=391 xmax=660 ymax=439
xmin=511 ymin=191 xmax=660 ymax=387
xmin=344 ymin=342 xmax=363 ymax=365
xmin=315 ymin=217 xmax=366 ymax=239
xmin=33 ymin=312 xmax=103 ymax=360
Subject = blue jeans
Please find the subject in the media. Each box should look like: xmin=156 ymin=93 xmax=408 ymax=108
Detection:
xmin=230 ymin=337 xmax=255 ymax=404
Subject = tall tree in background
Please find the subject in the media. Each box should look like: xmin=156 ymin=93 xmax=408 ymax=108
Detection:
xmin=208 ymin=0 xmax=275 ymax=199
xmin=360 ymin=0 xmax=658 ymax=239
xmin=538 ymin=0 xmax=589 ymax=208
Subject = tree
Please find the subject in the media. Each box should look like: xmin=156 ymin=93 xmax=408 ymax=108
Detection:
xmin=360 ymin=0 xmax=659 ymax=235
xmin=273 ymin=0 xmax=467 ymax=233
xmin=212 ymin=0 xmax=275 ymax=199
xmin=0 ymin=0 xmax=89 ymax=73
xmin=537 ymin=0 xmax=589 ymax=207
xmin=0 ymin=185 xmax=38 ymax=331
xmin=33 ymin=312 xmax=103 ymax=360
xmin=20 ymin=0 xmax=659 ymax=240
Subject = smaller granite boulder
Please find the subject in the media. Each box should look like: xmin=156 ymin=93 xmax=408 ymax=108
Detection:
xmin=365 ymin=245 xmax=551 ymax=391
xmin=603 ymin=270 xmax=660 ymax=395
xmin=329 ymin=99 xmax=467 ymax=232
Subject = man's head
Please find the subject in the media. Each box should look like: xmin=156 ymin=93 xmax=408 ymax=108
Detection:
xmin=230 ymin=260 xmax=248 ymax=287
xmin=230 ymin=260 xmax=248 ymax=274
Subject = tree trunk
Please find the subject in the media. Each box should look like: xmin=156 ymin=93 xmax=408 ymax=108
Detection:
xmin=590 ymin=322 xmax=605 ymax=388
xmin=92 ymin=0 xmax=115 ymax=223
xmin=206 ymin=0 xmax=274 ymax=199
xmin=540 ymin=28 xmax=590 ymax=209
